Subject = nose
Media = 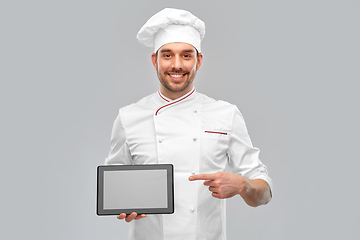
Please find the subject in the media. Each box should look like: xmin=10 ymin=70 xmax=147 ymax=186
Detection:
xmin=171 ymin=56 xmax=182 ymax=70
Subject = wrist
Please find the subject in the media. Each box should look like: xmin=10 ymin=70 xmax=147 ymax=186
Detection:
xmin=237 ymin=176 xmax=252 ymax=196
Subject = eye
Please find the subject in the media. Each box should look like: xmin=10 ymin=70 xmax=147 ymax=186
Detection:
xmin=163 ymin=54 xmax=171 ymax=58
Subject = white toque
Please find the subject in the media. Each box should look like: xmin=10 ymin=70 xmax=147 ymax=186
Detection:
xmin=137 ymin=8 xmax=205 ymax=53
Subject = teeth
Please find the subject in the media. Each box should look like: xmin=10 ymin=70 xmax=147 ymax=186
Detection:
xmin=170 ymin=74 xmax=184 ymax=78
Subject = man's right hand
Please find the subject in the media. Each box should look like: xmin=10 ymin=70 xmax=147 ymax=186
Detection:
xmin=117 ymin=212 xmax=147 ymax=223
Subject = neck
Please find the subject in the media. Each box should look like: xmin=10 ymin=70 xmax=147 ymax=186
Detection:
xmin=159 ymin=87 xmax=195 ymax=100
xmin=159 ymin=87 xmax=194 ymax=100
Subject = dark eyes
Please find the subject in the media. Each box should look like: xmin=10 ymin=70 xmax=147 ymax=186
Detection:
xmin=162 ymin=54 xmax=192 ymax=58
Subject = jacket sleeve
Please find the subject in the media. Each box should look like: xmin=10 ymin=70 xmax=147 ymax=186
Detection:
xmin=104 ymin=108 xmax=133 ymax=165
xmin=227 ymin=105 xmax=273 ymax=191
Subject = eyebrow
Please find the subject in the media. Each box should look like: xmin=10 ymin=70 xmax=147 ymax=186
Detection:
xmin=159 ymin=49 xmax=195 ymax=54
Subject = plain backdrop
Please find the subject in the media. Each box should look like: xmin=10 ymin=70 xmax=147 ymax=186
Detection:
xmin=1 ymin=0 xmax=359 ymax=239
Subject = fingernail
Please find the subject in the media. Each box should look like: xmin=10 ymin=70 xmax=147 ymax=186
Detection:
xmin=189 ymin=176 xmax=193 ymax=180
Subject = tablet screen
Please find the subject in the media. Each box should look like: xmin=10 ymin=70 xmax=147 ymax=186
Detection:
xmin=97 ymin=164 xmax=174 ymax=215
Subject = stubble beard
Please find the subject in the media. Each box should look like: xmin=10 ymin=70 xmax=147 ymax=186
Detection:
xmin=157 ymin=67 xmax=197 ymax=94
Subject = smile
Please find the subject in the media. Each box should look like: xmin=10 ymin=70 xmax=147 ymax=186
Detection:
xmin=169 ymin=74 xmax=185 ymax=78
xmin=168 ymin=73 xmax=186 ymax=81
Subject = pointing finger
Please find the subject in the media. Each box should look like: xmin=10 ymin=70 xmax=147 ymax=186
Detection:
xmin=189 ymin=173 xmax=215 ymax=181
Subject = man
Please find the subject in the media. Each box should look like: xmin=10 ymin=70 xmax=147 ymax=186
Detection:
xmin=105 ymin=8 xmax=272 ymax=240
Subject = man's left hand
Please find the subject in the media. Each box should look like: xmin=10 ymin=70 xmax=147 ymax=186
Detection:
xmin=189 ymin=171 xmax=250 ymax=199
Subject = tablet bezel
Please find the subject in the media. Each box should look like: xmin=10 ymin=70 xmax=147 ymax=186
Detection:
xmin=97 ymin=164 xmax=174 ymax=216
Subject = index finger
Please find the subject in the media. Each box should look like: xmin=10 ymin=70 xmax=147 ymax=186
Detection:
xmin=189 ymin=173 xmax=215 ymax=181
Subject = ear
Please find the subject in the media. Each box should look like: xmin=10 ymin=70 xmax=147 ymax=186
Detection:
xmin=151 ymin=53 xmax=157 ymax=70
xmin=196 ymin=53 xmax=203 ymax=70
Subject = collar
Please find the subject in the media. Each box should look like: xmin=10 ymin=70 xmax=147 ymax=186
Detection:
xmin=155 ymin=88 xmax=196 ymax=115
xmin=157 ymin=87 xmax=196 ymax=103
xmin=158 ymin=90 xmax=171 ymax=103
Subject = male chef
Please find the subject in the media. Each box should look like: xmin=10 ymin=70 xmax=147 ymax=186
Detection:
xmin=105 ymin=8 xmax=273 ymax=240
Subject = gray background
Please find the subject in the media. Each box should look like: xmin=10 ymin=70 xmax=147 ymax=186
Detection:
xmin=1 ymin=0 xmax=359 ymax=239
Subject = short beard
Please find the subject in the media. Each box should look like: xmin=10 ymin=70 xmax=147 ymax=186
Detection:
xmin=159 ymin=73 xmax=195 ymax=93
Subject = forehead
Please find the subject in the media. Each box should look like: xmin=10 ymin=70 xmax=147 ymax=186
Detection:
xmin=158 ymin=42 xmax=196 ymax=53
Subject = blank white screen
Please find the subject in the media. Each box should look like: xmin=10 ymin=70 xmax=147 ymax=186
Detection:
xmin=103 ymin=169 xmax=167 ymax=210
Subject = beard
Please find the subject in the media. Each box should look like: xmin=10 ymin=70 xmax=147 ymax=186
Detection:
xmin=157 ymin=68 xmax=197 ymax=94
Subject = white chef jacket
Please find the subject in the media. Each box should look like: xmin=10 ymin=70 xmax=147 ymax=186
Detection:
xmin=105 ymin=88 xmax=273 ymax=240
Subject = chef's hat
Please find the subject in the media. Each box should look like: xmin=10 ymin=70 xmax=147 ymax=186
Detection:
xmin=137 ymin=8 xmax=205 ymax=53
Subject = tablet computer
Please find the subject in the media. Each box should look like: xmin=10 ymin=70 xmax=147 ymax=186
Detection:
xmin=97 ymin=164 xmax=174 ymax=215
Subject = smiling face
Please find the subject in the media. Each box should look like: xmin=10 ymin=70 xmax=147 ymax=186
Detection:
xmin=151 ymin=42 xmax=203 ymax=100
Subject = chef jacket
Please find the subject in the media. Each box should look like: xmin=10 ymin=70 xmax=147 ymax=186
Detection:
xmin=105 ymin=88 xmax=273 ymax=240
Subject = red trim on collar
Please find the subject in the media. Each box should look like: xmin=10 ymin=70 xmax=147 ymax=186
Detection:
xmin=158 ymin=90 xmax=170 ymax=102
xmin=155 ymin=89 xmax=195 ymax=116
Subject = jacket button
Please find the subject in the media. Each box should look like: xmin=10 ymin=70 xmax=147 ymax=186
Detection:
xmin=158 ymin=139 xmax=162 ymax=143
xmin=191 ymin=171 xmax=195 ymax=175
xmin=193 ymin=110 xmax=197 ymax=113
xmin=190 ymin=208 xmax=194 ymax=212
xmin=193 ymin=137 xmax=197 ymax=141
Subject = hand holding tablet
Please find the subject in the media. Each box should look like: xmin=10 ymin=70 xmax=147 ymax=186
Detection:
xmin=117 ymin=212 xmax=147 ymax=222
